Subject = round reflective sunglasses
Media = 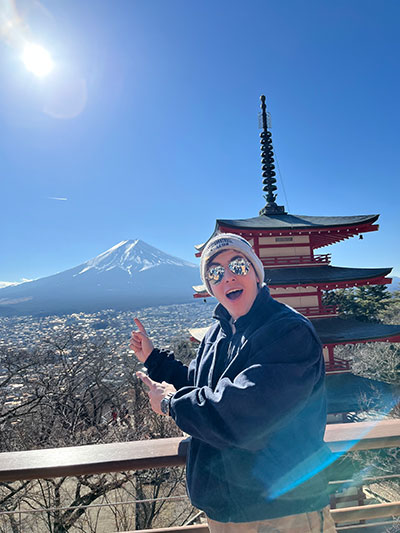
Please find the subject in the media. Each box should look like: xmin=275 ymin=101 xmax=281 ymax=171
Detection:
xmin=206 ymin=257 xmax=250 ymax=285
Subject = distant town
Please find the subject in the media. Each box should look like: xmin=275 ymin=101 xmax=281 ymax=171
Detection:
xmin=0 ymin=300 xmax=215 ymax=351
xmin=0 ymin=301 xmax=215 ymax=412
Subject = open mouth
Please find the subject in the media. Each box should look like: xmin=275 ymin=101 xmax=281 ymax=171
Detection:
xmin=226 ymin=289 xmax=243 ymax=301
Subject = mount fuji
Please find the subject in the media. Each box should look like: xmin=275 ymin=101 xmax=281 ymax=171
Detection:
xmin=0 ymin=240 xmax=202 ymax=316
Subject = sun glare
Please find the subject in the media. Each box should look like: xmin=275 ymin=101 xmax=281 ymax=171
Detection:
xmin=22 ymin=43 xmax=54 ymax=77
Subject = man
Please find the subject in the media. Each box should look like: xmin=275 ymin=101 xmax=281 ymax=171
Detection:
xmin=130 ymin=233 xmax=336 ymax=532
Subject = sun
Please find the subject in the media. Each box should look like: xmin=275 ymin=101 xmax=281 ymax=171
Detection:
xmin=22 ymin=43 xmax=54 ymax=77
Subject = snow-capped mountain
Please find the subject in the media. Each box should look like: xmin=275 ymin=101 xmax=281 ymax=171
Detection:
xmin=0 ymin=240 xmax=201 ymax=316
xmin=76 ymin=239 xmax=195 ymax=276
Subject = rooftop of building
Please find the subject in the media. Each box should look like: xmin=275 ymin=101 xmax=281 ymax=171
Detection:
xmin=216 ymin=213 xmax=379 ymax=231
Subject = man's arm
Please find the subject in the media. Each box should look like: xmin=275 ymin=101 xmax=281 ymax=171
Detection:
xmin=168 ymin=321 xmax=324 ymax=450
xmin=144 ymin=347 xmax=197 ymax=390
xmin=130 ymin=317 xmax=200 ymax=390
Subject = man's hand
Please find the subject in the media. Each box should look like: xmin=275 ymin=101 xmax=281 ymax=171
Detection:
xmin=137 ymin=371 xmax=176 ymax=416
xmin=130 ymin=318 xmax=154 ymax=363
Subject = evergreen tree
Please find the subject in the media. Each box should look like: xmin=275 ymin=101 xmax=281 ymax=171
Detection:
xmin=323 ymin=285 xmax=392 ymax=323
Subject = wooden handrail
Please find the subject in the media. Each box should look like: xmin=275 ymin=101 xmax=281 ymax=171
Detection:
xmin=0 ymin=437 xmax=189 ymax=482
xmin=261 ymin=254 xmax=331 ymax=267
xmin=1 ymin=420 xmax=400 ymax=528
xmin=331 ymin=501 xmax=400 ymax=522
xmin=324 ymin=419 xmax=400 ymax=453
xmin=0 ymin=419 xmax=399 ymax=483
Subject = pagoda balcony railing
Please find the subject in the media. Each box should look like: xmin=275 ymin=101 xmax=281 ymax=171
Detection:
xmin=325 ymin=357 xmax=351 ymax=373
xmin=261 ymin=253 xmax=331 ymax=268
xmin=1 ymin=420 xmax=400 ymax=532
xmin=296 ymin=305 xmax=338 ymax=317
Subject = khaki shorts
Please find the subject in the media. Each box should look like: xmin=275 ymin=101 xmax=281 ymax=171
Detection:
xmin=207 ymin=505 xmax=336 ymax=533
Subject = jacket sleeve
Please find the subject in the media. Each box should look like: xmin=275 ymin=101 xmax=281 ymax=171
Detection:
xmin=144 ymin=338 xmax=205 ymax=389
xmin=169 ymin=321 xmax=324 ymax=451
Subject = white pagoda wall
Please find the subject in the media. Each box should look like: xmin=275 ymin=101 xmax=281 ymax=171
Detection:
xmin=269 ymin=286 xmax=319 ymax=309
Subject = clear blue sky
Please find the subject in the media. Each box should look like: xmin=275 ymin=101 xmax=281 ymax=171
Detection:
xmin=1 ymin=0 xmax=399 ymax=285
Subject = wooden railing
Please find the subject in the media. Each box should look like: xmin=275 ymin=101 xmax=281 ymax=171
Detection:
xmin=261 ymin=254 xmax=331 ymax=268
xmin=296 ymin=305 xmax=338 ymax=317
xmin=1 ymin=419 xmax=400 ymax=530
xmin=325 ymin=357 xmax=351 ymax=373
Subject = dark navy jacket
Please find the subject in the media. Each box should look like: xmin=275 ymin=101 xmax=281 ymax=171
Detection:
xmin=145 ymin=286 xmax=332 ymax=522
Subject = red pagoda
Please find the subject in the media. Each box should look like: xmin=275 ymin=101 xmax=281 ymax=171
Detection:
xmin=193 ymin=95 xmax=400 ymax=375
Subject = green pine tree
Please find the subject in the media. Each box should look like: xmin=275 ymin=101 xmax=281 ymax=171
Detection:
xmin=323 ymin=285 xmax=392 ymax=323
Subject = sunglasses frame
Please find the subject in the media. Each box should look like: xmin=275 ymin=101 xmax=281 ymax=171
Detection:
xmin=206 ymin=256 xmax=251 ymax=286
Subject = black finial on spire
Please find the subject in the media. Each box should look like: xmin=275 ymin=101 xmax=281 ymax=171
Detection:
xmin=258 ymin=95 xmax=286 ymax=216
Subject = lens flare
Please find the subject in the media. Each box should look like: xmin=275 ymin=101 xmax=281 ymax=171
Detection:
xmin=22 ymin=43 xmax=53 ymax=77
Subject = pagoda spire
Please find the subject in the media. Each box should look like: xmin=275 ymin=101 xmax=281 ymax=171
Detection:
xmin=258 ymin=95 xmax=286 ymax=215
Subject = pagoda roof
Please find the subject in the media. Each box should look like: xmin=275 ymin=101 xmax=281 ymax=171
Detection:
xmin=264 ymin=265 xmax=392 ymax=287
xmin=189 ymin=318 xmax=400 ymax=345
xmin=216 ymin=213 xmax=379 ymax=231
xmin=311 ymin=317 xmax=400 ymax=344
xmin=194 ymin=213 xmax=380 ymax=252
xmin=189 ymin=318 xmax=400 ymax=346
xmin=326 ymin=373 xmax=396 ymax=414
xmin=193 ymin=265 xmax=392 ymax=295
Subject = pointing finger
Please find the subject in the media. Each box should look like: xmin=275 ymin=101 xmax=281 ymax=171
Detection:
xmin=134 ymin=318 xmax=147 ymax=335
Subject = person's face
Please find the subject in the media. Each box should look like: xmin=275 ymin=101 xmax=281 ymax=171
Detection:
xmin=206 ymin=250 xmax=260 ymax=320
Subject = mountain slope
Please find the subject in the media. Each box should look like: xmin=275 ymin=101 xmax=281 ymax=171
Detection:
xmin=388 ymin=276 xmax=400 ymax=293
xmin=0 ymin=240 xmax=201 ymax=316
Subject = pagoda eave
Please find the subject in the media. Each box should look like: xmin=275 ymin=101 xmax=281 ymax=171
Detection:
xmin=188 ymin=321 xmax=400 ymax=347
xmin=271 ymin=276 xmax=392 ymax=290
xmin=195 ymin=218 xmax=379 ymax=255
xmin=193 ymin=271 xmax=392 ymax=299
xmin=264 ymin=265 xmax=392 ymax=287
xmin=325 ymin=335 xmax=400 ymax=346
xmin=326 ymin=373 xmax=398 ymax=414
xmin=216 ymin=213 xmax=379 ymax=231
xmin=312 ymin=317 xmax=400 ymax=345
xmin=193 ymin=278 xmax=391 ymax=299
xmin=217 ymin=223 xmax=379 ymax=250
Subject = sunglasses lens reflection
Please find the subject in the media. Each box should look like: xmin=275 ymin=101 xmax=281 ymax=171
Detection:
xmin=207 ymin=265 xmax=225 ymax=285
xmin=206 ymin=258 xmax=250 ymax=286
xmin=230 ymin=258 xmax=250 ymax=276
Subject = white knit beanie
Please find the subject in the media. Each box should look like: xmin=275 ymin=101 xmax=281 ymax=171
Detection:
xmin=200 ymin=233 xmax=265 ymax=295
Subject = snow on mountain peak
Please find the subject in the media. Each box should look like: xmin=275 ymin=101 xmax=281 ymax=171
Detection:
xmin=77 ymin=239 xmax=197 ymax=276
